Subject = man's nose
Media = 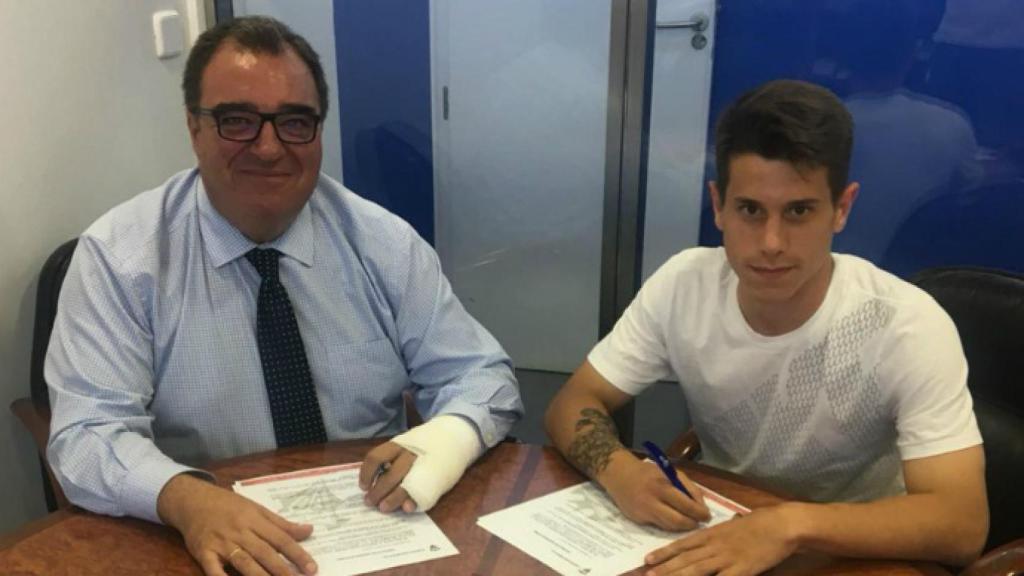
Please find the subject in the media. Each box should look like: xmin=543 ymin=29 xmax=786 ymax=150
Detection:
xmin=250 ymin=120 xmax=285 ymax=159
xmin=761 ymin=215 xmax=787 ymax=255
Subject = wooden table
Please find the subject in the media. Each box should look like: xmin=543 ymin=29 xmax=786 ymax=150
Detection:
xmin=0 ymin=440 xmax=950 ymax=575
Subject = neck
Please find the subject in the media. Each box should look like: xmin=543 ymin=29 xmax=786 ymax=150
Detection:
xmin=738 ymin=257 xmax=835 ymax=337
xmin=240 ymin=222 xmax=287 ymax=245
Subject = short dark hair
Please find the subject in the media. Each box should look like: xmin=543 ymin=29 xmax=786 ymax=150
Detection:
xmin=182 ymin=16 xmax=329 ymax=118
xmin=714 ymin=79 xmax=852 ymax=203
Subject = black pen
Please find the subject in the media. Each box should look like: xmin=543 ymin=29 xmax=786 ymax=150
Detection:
xmin=642 ymin=440 xmax=695 ymax=500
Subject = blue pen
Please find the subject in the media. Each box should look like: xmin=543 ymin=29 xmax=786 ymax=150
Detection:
xmin=642 ymin=440 xmax=695 ymax=500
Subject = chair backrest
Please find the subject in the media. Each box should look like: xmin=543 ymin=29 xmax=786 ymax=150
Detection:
xmin=911 ymin=267 xmax=1024 ymax=551
xmin=29 ymin=239 xmax=78 ymax=410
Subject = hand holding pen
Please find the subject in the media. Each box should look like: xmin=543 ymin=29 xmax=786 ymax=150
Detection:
xmin=641 ymin=440 xmax=709 ymax=522
xmin=642 ymin=441 xmax=696 ymax=500
xmin=598 ymin=441 xmax=710 ymax=532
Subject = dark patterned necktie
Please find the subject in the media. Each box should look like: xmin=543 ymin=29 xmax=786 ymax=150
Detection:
xmin=246 ymin=248 xmax=328 ymax=447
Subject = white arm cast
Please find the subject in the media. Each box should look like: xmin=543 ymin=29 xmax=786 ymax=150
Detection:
xmin=391 ymin=414 xmax=484 ymax=511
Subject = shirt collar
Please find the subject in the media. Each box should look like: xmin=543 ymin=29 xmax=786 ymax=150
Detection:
xmin=196 ymin=177 xmax=316 ymax=269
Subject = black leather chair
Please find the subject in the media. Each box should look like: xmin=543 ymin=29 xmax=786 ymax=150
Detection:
xmin=10 ymin=238 xmax=78 ymax=511
xmin=912 ymin=267 xmax=1024 ymax=558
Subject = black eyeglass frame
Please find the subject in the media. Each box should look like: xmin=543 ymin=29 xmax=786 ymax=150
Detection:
xmin=193 ymin=107 xmax=323 ymax=144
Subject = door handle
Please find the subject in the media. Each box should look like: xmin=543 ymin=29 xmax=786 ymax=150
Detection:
xmin=655 ymin=13 xmax=709 ymax=49
xmin=656 ymin=14 xmax=708 ymax=32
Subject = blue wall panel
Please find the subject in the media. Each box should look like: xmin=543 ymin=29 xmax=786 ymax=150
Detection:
xmin=699 ymin=0 xmax=1024 ymax=276
xmin=334 ymin=0 xmax=435 ymax=243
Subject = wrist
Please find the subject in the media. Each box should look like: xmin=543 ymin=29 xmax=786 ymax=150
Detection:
xmin=157 ymin=473 xmax=204 ymax=529
xmin=775 ymin=501 xmax=817 ymax=550
xmin=594 ymin=448 xmax=640 ymax=494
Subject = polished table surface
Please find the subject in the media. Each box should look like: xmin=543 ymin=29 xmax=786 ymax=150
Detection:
xmin=0 ymin=440 xmax=951 ymax=575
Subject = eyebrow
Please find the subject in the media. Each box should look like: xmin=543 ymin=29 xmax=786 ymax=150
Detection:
xmin=731 ymin=196 xmax=822 ymax=206
xmin=785 ymin=199 xmax=821 ymax=207
xmin=209 ymin=102 xmax=319 ymax=115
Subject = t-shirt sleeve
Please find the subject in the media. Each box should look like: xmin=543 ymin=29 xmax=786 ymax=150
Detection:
xmin=885 ymin=295 xmax=982 ymax=461
xmin=588 ymin=263 xmax=675 ymax=396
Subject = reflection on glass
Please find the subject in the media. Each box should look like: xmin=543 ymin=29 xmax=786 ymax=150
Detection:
xmin=703 ymin=0 xmax=1023 ymax=275
xmin=816 ymin=0 xmax=979 ymax=268
xmin=433 ymin=0 xmax=612 ymax=372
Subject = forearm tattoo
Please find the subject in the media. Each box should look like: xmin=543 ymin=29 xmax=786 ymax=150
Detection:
xmin=566 ymin=408 xmax=624 ymax=478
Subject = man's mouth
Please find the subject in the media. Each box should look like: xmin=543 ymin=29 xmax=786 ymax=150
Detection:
xmin=750 ymin=265 xmax=794 ymax=278
xmin=239 ymin=169 xmax=291 ymax=178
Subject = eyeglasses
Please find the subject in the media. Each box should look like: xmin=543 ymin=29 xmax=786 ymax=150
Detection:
xmin=195 ymin=108 xmax=322 ymax=144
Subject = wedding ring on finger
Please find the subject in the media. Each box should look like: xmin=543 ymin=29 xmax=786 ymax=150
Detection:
xmin=227 ymin=546 xmax=244 ymax=562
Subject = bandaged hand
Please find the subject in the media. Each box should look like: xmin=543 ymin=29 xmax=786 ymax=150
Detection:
xmin=360 ymin=415 xmax=483 ymax=512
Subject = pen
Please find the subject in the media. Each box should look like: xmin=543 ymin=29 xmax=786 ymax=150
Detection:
xmin=642 ymin=440 xmax=695 ymax=500
xmin=370 ymin=461 xmax=391 ymax=488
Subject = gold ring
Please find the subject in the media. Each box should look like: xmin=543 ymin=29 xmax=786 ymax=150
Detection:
xmin=227 ymin=546 xmax=244 ymax=561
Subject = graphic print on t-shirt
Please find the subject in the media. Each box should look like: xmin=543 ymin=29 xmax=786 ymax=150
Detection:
xmin=707 ymin=298 xmax=898 ymax=501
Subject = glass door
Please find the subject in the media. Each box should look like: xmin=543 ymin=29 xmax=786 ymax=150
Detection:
xmin=430 ymin=0 xmax=613 ymax=374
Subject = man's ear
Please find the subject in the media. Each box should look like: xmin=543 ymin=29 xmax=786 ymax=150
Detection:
xmin=709 ymin=181 xmax=724 ymax=231
xmin=833 ymin=182 xmax=859 ymax=233
xmin=186 ymin=109 xmax=201 ymax=141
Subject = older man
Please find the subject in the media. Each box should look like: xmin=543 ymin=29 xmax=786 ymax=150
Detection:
xmin=46 ymin=16 xmax=522 ymax=576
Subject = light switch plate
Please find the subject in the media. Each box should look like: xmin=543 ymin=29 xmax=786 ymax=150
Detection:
xmin=153 ymin=10 xmax=184 ymax=59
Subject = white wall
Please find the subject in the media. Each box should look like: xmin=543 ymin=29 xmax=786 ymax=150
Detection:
xmin=0 ymin=0 xmax=200 ymax=533
xmin=233 ymin=0 xmax=344 ymax=182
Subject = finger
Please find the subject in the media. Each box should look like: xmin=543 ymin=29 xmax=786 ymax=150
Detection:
xmin=246 ymin=528 xmax=315 ymax=573
xmin=659 ymin=483 xmax=711 ymax=523
xmin=262 ymin=507 xmax=314 ymax=541
xmin=679 ymin=556 xmax=725 ymax=576
xmin=651 ymin=502 xmax=700 ymax=532
xmin=365 ymin=450 xmax=416 ymax=506
xmin=378 ymin=485 xmax=412 ymax=513
xmin=401 ymin=498 xmax=417 ymax=513
xmin=359 ymin=442 xmax=404 ymax=489
xmin=646 ymin=533 xmax=707 ymax=565
xmin=677 ymin=473 xmax=710 ymax=519
xmin=225 ymin=546 xmax=271 ymax=576
xmin=199 ymin=550 xmax=230 ymax=576
xmin=646 ymin=547 xmax=718 ymax=576
xmin=255 ymin=521 xmax=318 ymax=576
xmin=241 ymin=536 xmax=300 ymax=576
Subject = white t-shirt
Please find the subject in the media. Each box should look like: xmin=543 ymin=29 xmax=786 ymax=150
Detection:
xmin=589 ymin=247 xmax=981 ymax=502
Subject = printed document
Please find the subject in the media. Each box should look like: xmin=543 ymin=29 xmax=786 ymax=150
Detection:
xmin=477 ymin=480 xmax=748 ymax=576
xmin=233 ymin=462 xmax=457 ymax=575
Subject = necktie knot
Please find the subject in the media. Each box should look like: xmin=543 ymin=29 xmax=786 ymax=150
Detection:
xmin=246 ymin=248 xmax=281 ymax=281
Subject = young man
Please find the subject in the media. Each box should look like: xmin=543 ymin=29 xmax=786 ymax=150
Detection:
xmin=46 ymin=17 xmax=521 ymax=576
xmin=546 ymin=79 xmax=987 ymax=575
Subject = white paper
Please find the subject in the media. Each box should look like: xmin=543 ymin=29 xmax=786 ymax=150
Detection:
xmin=477 ymin=481 xmax=748 ymax=576
xmin=233 ymin=462 xmax=458 ymax=576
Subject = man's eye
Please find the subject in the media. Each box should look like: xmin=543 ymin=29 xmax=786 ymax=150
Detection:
xmin=280 ymin=117 xmax=311 ymax=130
xmin=738 ymin=204 xmax=759 ymax=216
xmin=220 ymin=115 xmax=255 ymax=126
xmin=280 ymin=116 xmax=314 ymax=129
xmin=788 ymin=205 xmax=812 ymax=217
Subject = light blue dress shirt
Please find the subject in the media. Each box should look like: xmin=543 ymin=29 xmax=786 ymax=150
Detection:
xmin=45 ymin=168 xmax=523 ymax=523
